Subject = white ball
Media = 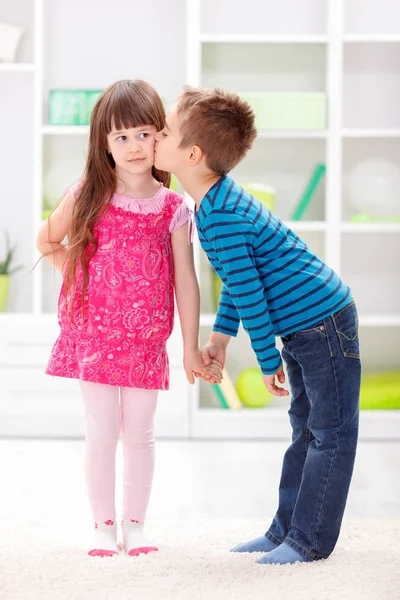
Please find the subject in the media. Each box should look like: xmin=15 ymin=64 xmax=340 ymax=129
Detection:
xmin=44 ymin=158 xmax=84 ymax=209
xmin=345 ymin=159 xmax=400 ymax=219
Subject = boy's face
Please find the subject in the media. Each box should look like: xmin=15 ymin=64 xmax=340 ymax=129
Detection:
xmin=154 ymin=105 xmax=187 ymax=176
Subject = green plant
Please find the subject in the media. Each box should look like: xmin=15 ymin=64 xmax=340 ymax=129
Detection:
xmin=0 ymin=232 xmax=22 ymax=275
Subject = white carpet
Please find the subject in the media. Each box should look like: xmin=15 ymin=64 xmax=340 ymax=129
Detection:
xmin=1 ymin=517 xmax=399 ymax=600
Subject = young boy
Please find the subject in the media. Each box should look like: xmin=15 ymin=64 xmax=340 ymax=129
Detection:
xmin=154 ymin=87 xmax=361 ymax=565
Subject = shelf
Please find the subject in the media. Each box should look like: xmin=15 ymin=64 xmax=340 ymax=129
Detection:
xmin=0 ymin=63 xmax=35 ymax=73
xmin=201 ymin=314 xmax=400 ymax=328
xmin=359 ymin=315 xmax=400 ymax=327
xmin=42 ymin=127 xmax=400 ymax=140
xmin=41 ymin=126 xmax=327 ymax=140
xmin=200 ymin=34 xmax=328 ymax=44
xmin=341 ymin=223 xmax=400 ymax=233
xmin=191 ymin=406 xmax=291 ymax=439
xmin=190 ymin=406 xmax=400 ymax=440
xmin=342 ymin=129 xmax=400 ymax=138
xmin=285 ymin=221 xmax=327 ymax=231
xmin=344 ymin=34 xmax=400 ymax=43
xmin=258 ymin=130 xmax=327 ymax=139
xmin=42 ymin=126 xmax=90 ymax=136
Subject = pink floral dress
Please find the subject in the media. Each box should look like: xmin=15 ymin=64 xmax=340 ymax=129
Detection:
xmin=46 ymin=183 xmax=191 ymax=390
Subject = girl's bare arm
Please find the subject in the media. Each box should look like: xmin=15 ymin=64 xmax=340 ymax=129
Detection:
xmin=171 ymin=222 xmax=222 ymax=384
xmin=36 ymin=193 xmax=75 ymax=272
xmin=171 ymin=221 xmax=200 ymax=352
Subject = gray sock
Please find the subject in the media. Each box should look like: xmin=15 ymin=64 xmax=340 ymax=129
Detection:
xmin=230 ymin=534 xmax=279 ymax=553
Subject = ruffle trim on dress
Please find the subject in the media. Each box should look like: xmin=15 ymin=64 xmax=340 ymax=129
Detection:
xmin=111 ymin=185 xmax=168 ymax=214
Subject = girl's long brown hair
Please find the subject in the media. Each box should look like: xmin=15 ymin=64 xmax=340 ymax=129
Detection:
xmin=64 ymin=79 xmax=170 ymax=311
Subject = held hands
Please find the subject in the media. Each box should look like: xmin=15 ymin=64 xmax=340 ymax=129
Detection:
xmin=185 ymin=342 xmax=288 ymax=396
xmin=262 ymin=365 xmax=289 ymax=397
xmin=197 ymin=342 xmax=226 ymax=385
xmin=183 ymin=347 xmax=223 ymax=385
xmin=185 ymin=343 xmax=288 ymax=397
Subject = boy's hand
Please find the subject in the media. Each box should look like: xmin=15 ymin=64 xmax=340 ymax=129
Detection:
xmin=262 ymin=365 xmax=289 ymax=397
xmin=184 ymin=348 xmax=223 ymax=385
xmin=199 ymin=360 xmax=224 ymax=385
xmin=199 ymin=342 xmax=226 ymax=373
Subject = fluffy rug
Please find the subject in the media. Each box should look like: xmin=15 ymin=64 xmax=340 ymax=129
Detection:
xmin=0 ymin=517 xmax=399 ymax=600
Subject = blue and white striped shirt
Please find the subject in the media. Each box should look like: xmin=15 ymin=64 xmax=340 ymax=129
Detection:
xmin=195 ymin=175 xmax=352 ymax=375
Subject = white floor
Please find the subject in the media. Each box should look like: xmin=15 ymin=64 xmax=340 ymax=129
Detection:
xmin=0 ymin=439 xmax=399 ymax=522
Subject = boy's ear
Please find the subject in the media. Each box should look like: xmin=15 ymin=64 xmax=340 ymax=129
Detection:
xmin=188 ymin=144 xmax=203 ymax=166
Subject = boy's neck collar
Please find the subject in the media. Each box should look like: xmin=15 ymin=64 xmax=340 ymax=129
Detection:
xmin=191 ymin=174 xmax=227 ymax=211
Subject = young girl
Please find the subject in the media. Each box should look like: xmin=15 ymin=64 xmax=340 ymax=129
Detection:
xmin=36 ymin=79 xmax=222 ymax=557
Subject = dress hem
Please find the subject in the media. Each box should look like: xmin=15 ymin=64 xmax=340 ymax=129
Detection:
xmin=45 ymin=370 xmax=169 ymax=391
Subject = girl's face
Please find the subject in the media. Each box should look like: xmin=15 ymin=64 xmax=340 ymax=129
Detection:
xmin=107 ymin=123 xmax=157 ymax=176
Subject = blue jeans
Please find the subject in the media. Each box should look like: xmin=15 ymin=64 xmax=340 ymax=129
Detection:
xmin=266 ymin=300 xmax=361 ymax=560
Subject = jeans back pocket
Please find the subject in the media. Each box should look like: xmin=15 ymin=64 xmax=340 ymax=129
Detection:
xmin=332 ymin=301 xmax=360 ymax=359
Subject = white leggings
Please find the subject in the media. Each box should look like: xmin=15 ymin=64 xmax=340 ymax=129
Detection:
xmin=80 ymin=381 xmax=158 ymax=524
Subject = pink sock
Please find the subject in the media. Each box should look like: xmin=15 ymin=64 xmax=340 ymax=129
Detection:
xmin=88 ymin=520 xmax=118 ymax=557
xmin=122 ymin=519 xmax=158 ymax=556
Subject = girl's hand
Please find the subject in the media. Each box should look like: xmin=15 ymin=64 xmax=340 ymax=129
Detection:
xmin=184 ymin=348 xmax=223 ymax=385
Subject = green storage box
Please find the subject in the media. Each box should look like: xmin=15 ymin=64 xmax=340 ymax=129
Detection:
xmin=240 ymin=92 xmax=327 ymax=130
xmin=49 ymin=89 xmax=103 ymax=126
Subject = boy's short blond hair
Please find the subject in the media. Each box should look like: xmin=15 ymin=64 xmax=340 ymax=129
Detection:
xmin=176 ymin=86 xmax=257 ymax=175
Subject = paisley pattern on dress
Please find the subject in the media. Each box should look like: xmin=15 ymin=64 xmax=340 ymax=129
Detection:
xmin=46 ymin=187 xmax=189 ymax=390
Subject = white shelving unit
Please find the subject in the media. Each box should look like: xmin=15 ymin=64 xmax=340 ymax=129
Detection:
xmin=0 ymin=63 xmax=36 ymax=72
xmin=1 ymin=0 xmax=399 ymax=439
xmin=199 ymin=34 xmax=329 ymax=43
xmin=344 ymin=34 xmax=400 ymax=42
xmin=342 ymin=129 xmax=400 ymax=138
xmin=186 ymin=0 xmax=400 ymax=440
xmin=41 ymin=125 xmax=90 ymax=135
